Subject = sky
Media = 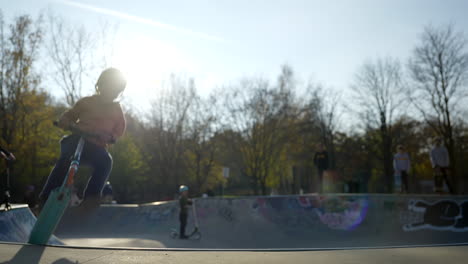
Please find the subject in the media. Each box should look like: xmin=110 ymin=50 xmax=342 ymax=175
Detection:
xmin=1 ymin=0 xmax=468 ymax=112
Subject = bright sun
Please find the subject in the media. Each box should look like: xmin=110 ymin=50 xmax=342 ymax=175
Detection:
xmin=112 ymin=36 xmax=193 ymax=110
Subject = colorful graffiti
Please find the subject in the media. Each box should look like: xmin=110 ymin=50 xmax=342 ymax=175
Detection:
xmin=252 ymin=195 xmax=369 ymax=230
xmin=312 ymin=196 xmax=368 ymax=230
xmin=139 ymin=203 xmax=177 ymax=222
xmin=403 ymin=199 xmax=468 ymax=232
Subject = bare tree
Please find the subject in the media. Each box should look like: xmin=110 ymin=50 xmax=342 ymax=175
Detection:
xmin=308 ymin=85 xmax=342 ymax=169
xmin=223 ymin=65 xmax=301 ymax=195
xmin=185 ymin=94 xmax=220 ymax=194
xmin=351 ymin=57 xmax=404 ymax=192
xmin=408 ymin=24 xmax=468 ymax=192
xmin=46 ymin=12 xmax=115 ymax=106
xmin=146 ymin=75 xmax=196 ymax=197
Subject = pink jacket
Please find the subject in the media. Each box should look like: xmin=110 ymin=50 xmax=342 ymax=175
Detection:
xmin=58 ymin=95 xmax=125 ymax=147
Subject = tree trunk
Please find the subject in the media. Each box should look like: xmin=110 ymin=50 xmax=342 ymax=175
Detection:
xmin=381 ymin=125 xmax=393 ymax=193
xmin=447 ymin=137 xmax=457 ymax=194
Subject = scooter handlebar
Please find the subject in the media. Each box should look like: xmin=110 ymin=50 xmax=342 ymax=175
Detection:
xmin=53 ymin=121 xmax=116 ymax=144
xmin=0 ymin=146 xmax=15 ymax=161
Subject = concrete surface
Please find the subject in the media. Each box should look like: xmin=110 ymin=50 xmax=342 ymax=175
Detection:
xmin=53 ymin=194 xmax=468 ymax=248
xmin=2 ymin=194 xmax=468 ymax=248
xmin=1 ymin=194 xmax=468 ymax=263
xmin=0 ymin=205 xmax=61 ymax=245
xmin=1 ymin=243 xmax=468 ymax=264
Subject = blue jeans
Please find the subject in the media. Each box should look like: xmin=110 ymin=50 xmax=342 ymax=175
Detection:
xmin=39 ymin=134 xmax=113 ymax=201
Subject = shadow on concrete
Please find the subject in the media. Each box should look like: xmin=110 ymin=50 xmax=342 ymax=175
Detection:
xmin=1 ymin=244 xmax=78 ymax=264
xmin=51 ymin=258 xmax=78 ymax=264
xmin=2 ymin=244 xmax=45 ymax=264
xmin=1 ymin=244 xmax=76 ymax=264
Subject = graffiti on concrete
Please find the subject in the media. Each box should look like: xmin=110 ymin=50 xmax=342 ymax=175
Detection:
xmin=403 ymin=199 xmax=468 ymax=232
xmin=253 ymin=196 xmax=368 ymax=230
xmin=218 ymin=207 xmax=235 ymax=222
xmin=140 ymin=205 xmax=177 ymax=222
xmin=149 ymin=208 xmax=174 ymax=221
xmin=313 ymin=196 xmax=368 ymax=230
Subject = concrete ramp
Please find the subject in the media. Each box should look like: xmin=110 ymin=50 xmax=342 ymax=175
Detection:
xmin=0 ymin=205 xmax=61 ymax=245
xmin=54 ymin=194 xmax=468 ymax=249
xmin=1 ymin=194 xmax=467 ymax=249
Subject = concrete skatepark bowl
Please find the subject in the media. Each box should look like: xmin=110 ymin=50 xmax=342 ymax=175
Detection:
xmin=1 ymin=194 xmax=468 ymax=263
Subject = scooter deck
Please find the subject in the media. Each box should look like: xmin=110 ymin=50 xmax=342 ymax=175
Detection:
xmin=28 ymin=186 xmax=71 ymax=245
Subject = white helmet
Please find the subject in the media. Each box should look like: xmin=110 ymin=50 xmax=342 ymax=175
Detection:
xmin=95 ymin=68 xmax=126 ymax=94
xmin=179 ymin=185 xmax=189 ymax=193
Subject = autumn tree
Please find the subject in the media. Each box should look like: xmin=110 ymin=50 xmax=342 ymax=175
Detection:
xmin=0 ymin=12 xmax=43 ymax=147
xmin=184 ymin=93 xmax=221 ymax=195
xmin=108 ymin=134 xmax=149 ymax=203
xmin=144 ymin=75 xmax=197 ymax=198
xmin=0 ymin=12 xmax=65 ymax=200
xmin=223 ymin=66 xmax=301 ymax=195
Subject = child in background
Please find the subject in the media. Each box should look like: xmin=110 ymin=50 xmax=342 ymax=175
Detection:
xmin=179 ymin=185 xmax=192 ymax=239
xmin=313 ymin=144 xmax=329 ymax=193
xmin=102 ymin=181 xmax=114 ymax=204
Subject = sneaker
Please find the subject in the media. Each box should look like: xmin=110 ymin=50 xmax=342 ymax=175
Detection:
xmin=75 ymin=196 xmax=101 ymax=215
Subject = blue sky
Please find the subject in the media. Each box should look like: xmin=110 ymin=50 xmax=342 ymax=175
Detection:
xmin=2 ymin=0 xmax=468 ymax=110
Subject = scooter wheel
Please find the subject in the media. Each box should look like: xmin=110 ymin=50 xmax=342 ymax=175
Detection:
xmin=170 ymin=230 xmax=178 ymax=239
xmin=191 ymin=231 xmax=201 ymax=240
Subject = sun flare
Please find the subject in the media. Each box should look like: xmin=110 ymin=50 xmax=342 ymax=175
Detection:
xmin=112 ymin=36 xmax=192 ymax=109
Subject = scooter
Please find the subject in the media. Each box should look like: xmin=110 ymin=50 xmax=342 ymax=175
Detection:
xmin=170 ymin=199 xmax=201 ymax=240
xmin=28 ymin=122 xmax=109 ymax=245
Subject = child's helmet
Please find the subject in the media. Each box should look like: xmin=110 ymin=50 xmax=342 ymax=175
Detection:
xmin=95 ymin=68 xmax=127 ymax=94
xmin=179 ymin=185 xmax=189 ymax=193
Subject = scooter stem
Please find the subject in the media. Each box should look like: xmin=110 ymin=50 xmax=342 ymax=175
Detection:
xmin=192 ymin=199 xmax=199 ymax=228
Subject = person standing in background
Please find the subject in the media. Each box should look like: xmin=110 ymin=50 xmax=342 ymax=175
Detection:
xmin=313 ymin=144 xmax=329 ymax=193
xmin=102 ymin=181 xmax=114 ymax=203
xmin=430 ymin=138 xmax=454 ymax=194
xmin=393 ymin=145 xmax=411 ymax=193
xmin=178 ymin=185 xmax=192 ymax=239
xmin=23 ymin=185 xmax=38 ymax=211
